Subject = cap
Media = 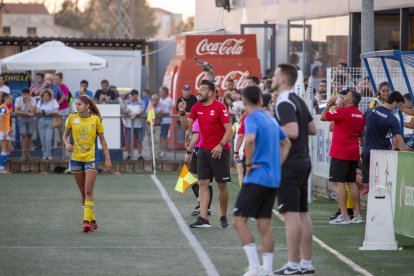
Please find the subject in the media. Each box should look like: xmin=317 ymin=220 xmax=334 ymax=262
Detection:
xmin=183 ymin=85 xmax=190 ymax=91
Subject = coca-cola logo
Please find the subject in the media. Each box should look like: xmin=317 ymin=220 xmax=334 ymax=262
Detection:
xmin=195 ymin=70 xmax=250 ymax=91
xmin=195 ymin=38 xmax=245 ymax=56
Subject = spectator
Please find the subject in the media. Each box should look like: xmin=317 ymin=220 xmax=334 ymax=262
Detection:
xmin=176 ymin=85 xmax=198 ymax=113
xmin=36 ymin=89 xmax=59 ymax=160
xmin=309 ymin=51 xmax=322 ymax=76
xmin=44 ymin=73 xmax=65 ymax=103
xmin=357 ymin=76 xmax=373 ymax=97
xmin=362 ymin=92 xmax=406 ymax=190
xmin=230 ymin=90 xmax=244 ymax=121
xmin=29 ymin=72 xmax=45 ymax=102
xmin=14 ymin=88 xmax=36 ymax=160
xmin=321 ymin=90 xmax=365 ymax=224
xmin=289 ymin=53 xmax=300 ymax=70
xmin=159 ymin=87 xmax=173 ymax=158
xmin=146 ymin=94 xmax=165 ymax=159
xmin=54 ymin=72 xmax=70 ymax=116
xmin=224 ymin=79 xmax=237 ymax=95
xmin=94 ymin=79 xmax=117 ymax=104
xmin=0 ymin=74 xmax=10 ymax=95
xmin=74 ymin=80 xmax=93 ymax=99
xmin=246 ymin=76 xmax=260 ymax=87
xmin=223 ymin=94 xmax=234 ymax=111
xmin=403 ymin=93 xmax=414 ymax=134
xmin=313 ymin=80 xmax=327 ymax=114
xmin=368 ymin=81 xmax=390 ymax=109
xmin=122 ymin=89 xmax=145 ymax=160
xmin=142 ymin=89 xmax=151 ymax=111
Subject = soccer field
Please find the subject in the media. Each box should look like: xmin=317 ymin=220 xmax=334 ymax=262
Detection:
xmin=0 ymin=174 xmax=413 ymax=276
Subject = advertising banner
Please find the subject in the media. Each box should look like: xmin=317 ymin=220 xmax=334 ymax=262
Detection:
xmin=395 ymin=152 xmax=414 ymax=238
xmin=311 ymin=115 xmax=332 ymax=178
xmin=369 ymin=150 xmax=399 ymax=215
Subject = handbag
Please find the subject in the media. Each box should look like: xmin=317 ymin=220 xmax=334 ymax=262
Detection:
xmin=52 ymin=115 xmax=63 ymax=128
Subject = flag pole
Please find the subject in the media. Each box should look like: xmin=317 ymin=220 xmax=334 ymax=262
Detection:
xmin=150 ymin=122 xmax=156 ymax=176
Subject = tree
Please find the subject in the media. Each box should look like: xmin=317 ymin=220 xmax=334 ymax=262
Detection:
xmin=54 ymin=0 xmax=93 ymax=31
xmin=176 ymin=16 xmax=194 ymax=34
xmin=55 ymin=0 xmax=158 ymax=39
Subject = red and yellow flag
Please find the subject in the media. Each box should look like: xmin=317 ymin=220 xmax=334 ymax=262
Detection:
xmin=146 ymin=101 xmax=155 ymax=125
xmin=175 ymin=164 xmax=198 ymax=193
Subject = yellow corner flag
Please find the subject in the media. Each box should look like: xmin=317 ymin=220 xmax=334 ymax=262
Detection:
xmin=146 ymin=101 xmax=155 ymax=125
xmin=175 ymin=164 xmax=198 ymax=193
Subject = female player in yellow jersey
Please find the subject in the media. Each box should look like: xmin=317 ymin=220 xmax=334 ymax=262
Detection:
xmin=63 ymin=95 xmax=112 ymax=232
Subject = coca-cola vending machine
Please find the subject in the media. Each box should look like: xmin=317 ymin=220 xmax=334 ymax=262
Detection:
xmin=162 ymin=34 xmax=261 ymax=148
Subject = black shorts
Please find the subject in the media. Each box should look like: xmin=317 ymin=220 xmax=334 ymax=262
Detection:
xmin=329 ymin=157 xmax=358 ymax=183
xmin=233 ymin=184 xmax=277 ymax=219
xmin=197 ymin=147 xmax=231 ymax=183
xmin=361 ymin=152 xmax=370 ymax=184
xmin=189 ymin=148 xmax=199 ymax=174
xmin=277 ymin=159 xmax=311 ymax=214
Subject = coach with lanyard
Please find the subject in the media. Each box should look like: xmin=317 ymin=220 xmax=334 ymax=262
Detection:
xmin=178 ymin=79 xmax=233 ymax=229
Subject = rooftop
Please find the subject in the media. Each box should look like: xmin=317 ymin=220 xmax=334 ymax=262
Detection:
xmin=1 ymin=3 xmax=49 ymax=15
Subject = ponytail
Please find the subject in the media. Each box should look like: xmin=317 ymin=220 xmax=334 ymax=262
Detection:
xmin=77 ymin=95 xmax=102 ymax=121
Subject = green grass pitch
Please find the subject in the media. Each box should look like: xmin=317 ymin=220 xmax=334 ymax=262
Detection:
xmin=0 ymin=173 xmax=413 ymax=275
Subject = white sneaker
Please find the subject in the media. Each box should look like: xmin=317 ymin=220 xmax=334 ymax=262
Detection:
xmin=243 ymin=266 xmax=271 ymax=276
xmin=350 ymin=215 xmax=364 ymax=224
xmin=329 ymin=215 xmax=350 ymax=225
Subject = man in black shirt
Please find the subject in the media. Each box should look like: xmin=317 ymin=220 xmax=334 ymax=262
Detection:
xmin=176 ymin=85 xmax=198 ymax=146
xmin=273 ymin=64 xmax=316 ymax=275
xmin=94 ymin=79 xmax=118 ymax=104
xmin=176 ymin=85 xmax=198 ymax=113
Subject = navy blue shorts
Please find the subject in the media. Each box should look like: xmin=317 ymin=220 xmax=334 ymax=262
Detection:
xmin=160 ymin=124 xmax=170 ymax=138
xmin=70 ymin=159 xmax=99 ymax=173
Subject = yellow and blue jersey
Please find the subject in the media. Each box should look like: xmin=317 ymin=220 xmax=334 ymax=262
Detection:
xmin=65 ymin=113 xmax=104 ymax=162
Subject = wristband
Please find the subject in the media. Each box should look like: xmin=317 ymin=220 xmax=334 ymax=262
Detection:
xmin=179 ymin=111 xmax=186 ymax=116
xmin=186 ymin=150 xmax=192 ymax=154
xmin=219 ymin=142 xmax=225 ymax=147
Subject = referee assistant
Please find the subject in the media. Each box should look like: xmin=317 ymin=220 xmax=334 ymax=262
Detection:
xmin=178 ymin=79 xmax=233 ymax=228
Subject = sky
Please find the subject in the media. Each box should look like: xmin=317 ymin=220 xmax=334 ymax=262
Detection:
xmin=3 ymin=0 xmax=195 ymax=19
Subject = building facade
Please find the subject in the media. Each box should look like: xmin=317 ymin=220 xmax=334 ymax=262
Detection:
xmin=195 ymin=0 xmax=414 ymax=77
xmin=0 ymin=3 xmax=83 ymax=38
xmin=152 ymin=7 xmax=183 ymax=39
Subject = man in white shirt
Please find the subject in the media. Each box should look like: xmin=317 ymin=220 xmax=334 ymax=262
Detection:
xmin=122 ymin=89 xmax=145 ymax=160
xmin=159 ymin=87 xmax=173 ymax=158
xmin=15 ymin=88 xmax=36 ymax=160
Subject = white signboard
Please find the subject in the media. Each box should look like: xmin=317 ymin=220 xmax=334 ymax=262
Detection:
xmin=310 ymin=115 xmax=332 ymax=178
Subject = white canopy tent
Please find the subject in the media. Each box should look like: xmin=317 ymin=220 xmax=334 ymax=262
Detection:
xmin=1 ymin=40 xmax=107 ymax=71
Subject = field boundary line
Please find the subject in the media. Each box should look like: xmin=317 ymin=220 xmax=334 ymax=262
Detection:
xmin=272 ymin=209 xmax=373 ymax=276
xmin=150 ymin=175 xmax=219 ymax=276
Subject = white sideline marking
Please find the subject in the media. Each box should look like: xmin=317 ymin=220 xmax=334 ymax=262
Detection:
xmin=151 ymin=175 xmax=219 ymax=276
xmin=273 ymin=209 xmax=373 ymax=276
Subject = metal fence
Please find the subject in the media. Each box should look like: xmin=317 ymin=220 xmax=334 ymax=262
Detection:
xmin=7 ymin=114 xmax=204 ymax=162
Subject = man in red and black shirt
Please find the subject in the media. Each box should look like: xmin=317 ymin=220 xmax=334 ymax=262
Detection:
xmin=179 ymin=79 xmax=233 ymax=228
xmin=321 ymin=90 xmax=365 ymax=225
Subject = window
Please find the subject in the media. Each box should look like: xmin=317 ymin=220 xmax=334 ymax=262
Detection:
xmin=27 ymin=27 xmax=37 ymax=37
xmin=2 ymin=26 xmax=11 ymax=36
xmin=288 ymin=16 xmax=349 ymax=78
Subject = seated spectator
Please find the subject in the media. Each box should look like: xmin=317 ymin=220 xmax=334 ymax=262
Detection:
xmin=36 ymin=89 xmax=59 ymax=160
xmin=94 ymin=79 xmax=117 ymax=104
xmin=74 ymin=80 xmax=93 ymax=99
xmin=122 ymin=89 xmax=144 ymax=160
xmin=368 ymin=81 xmax=390 ymax=109
xmin=14 ymin=88 xmax=36 ymax=160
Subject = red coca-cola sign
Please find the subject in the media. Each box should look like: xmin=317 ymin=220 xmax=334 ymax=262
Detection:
xmin=177 ymin=34 xmax=257 ymax=59
xmin=195 ymin=70 xmax=251 ymax=91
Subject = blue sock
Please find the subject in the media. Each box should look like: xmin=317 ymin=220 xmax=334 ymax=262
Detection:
xmin=0 ymin=154 xmax=5 ymax=167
